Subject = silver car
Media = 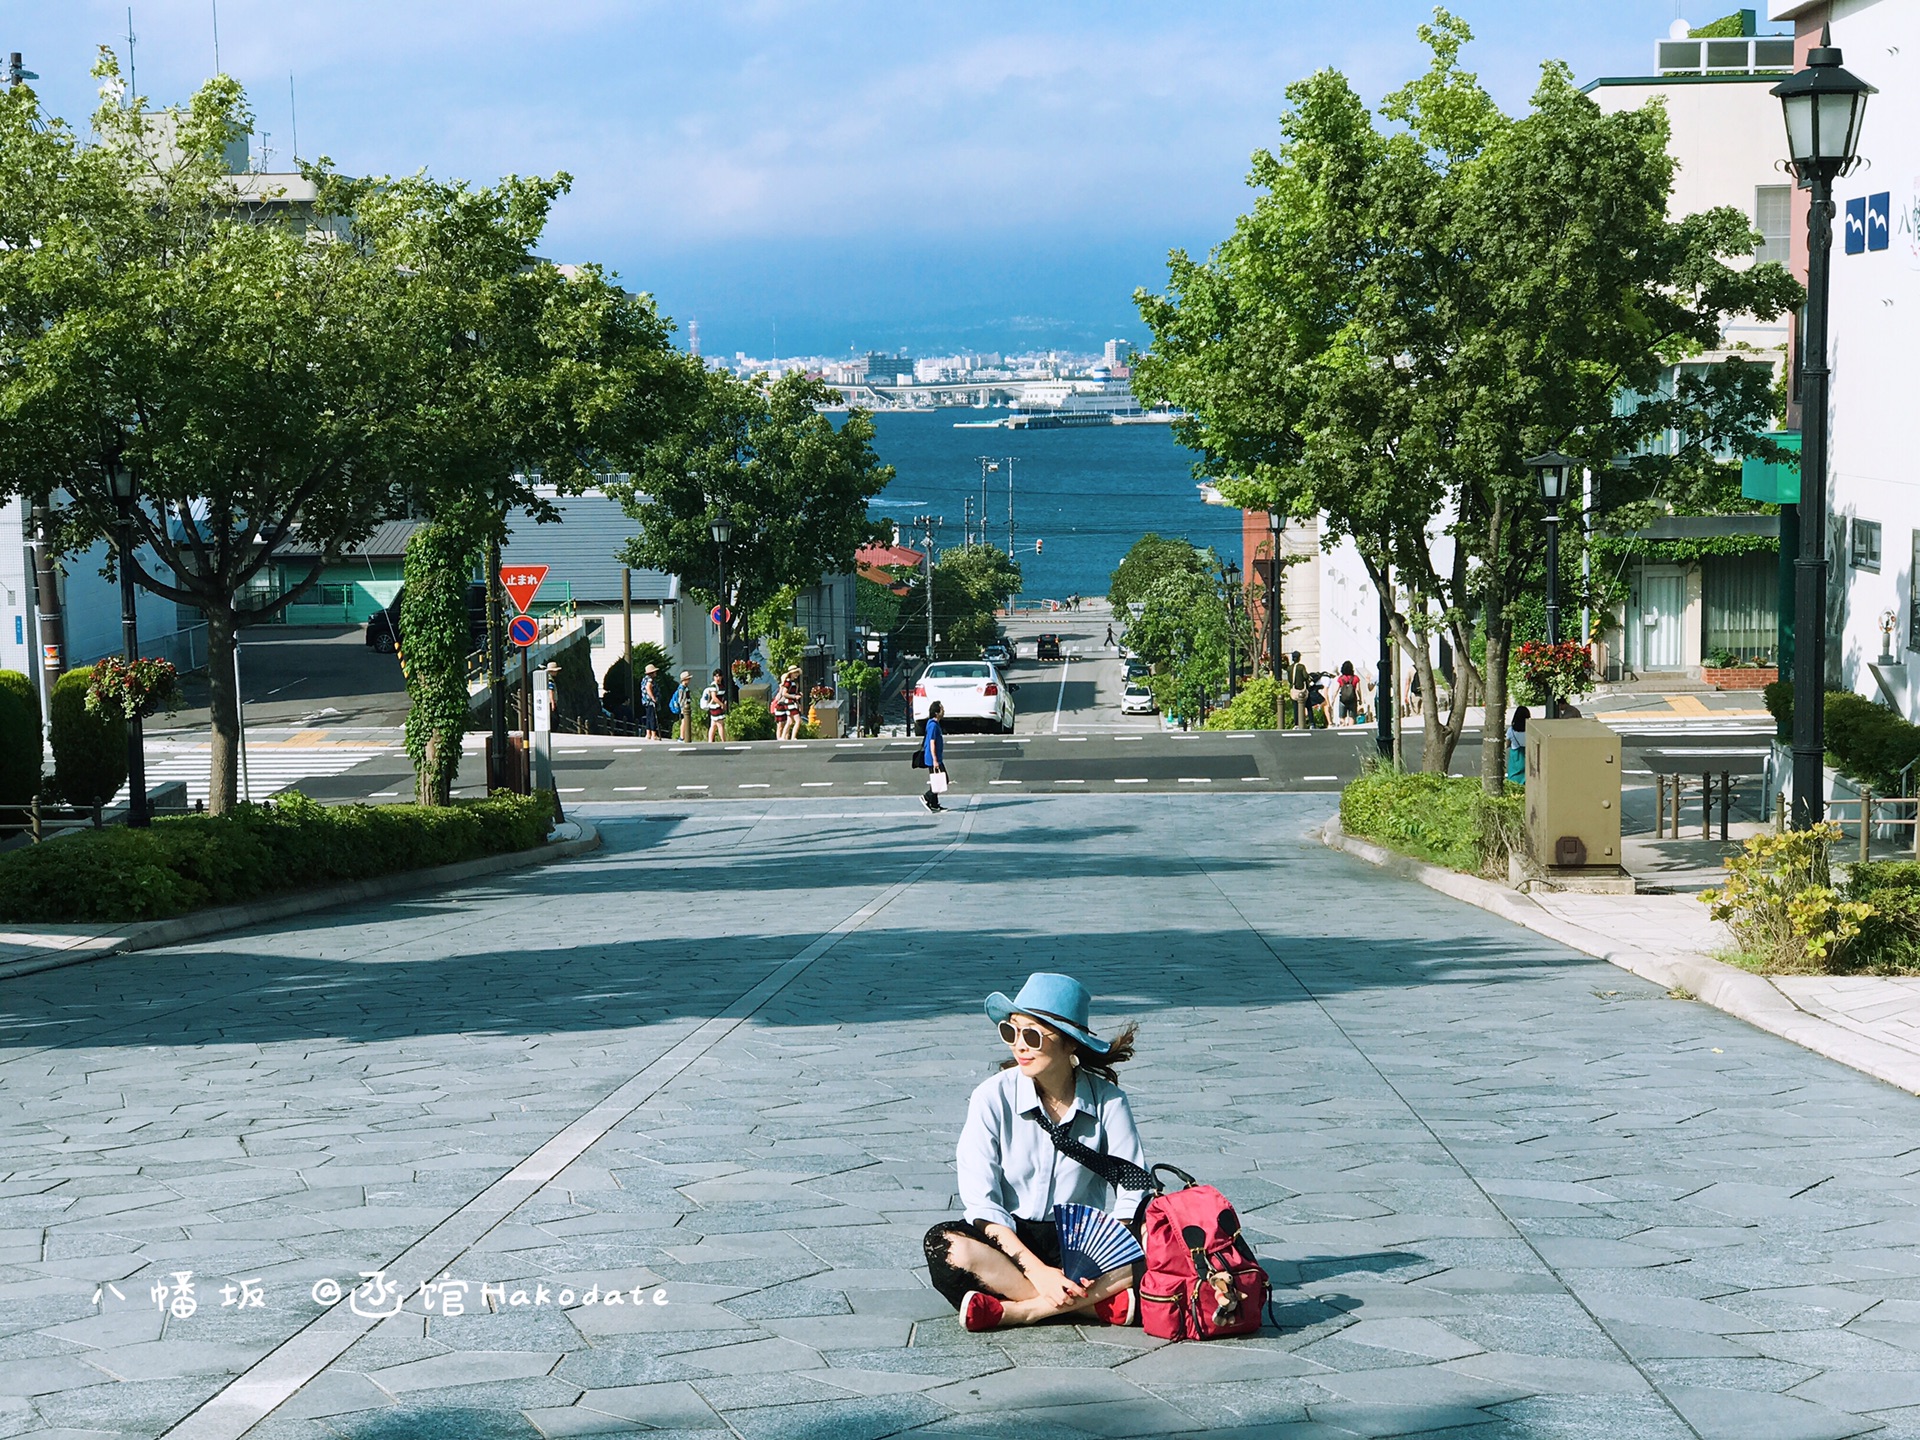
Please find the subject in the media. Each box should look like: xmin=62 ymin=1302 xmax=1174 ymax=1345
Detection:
xmin=914 ymin=661 xmax=1016 ymax=734
xmin=1121 ymin=683 xmax=1157 ymax=715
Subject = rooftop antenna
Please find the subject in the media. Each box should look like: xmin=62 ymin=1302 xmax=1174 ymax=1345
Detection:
xmin=211 ymin=0 xmax=221 ymax=73
xmin=126 ymin=8 xmax=137 ymax=101
xmin=288 ymin=73 xmax=298 ymax=164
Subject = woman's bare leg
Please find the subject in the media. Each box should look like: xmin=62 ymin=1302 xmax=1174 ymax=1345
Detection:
xmin=1000 ymin=1264 xmax=1136 ymax=1325
xmin=942 ymin=1234 xmax=1036 ymax=1306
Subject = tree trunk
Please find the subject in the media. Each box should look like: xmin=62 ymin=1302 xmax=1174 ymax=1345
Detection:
xmin=205 ymin=607 xmax=242 ymax=813
xmin=1481 ymin=619 xmax=1511 ymax=796
xmin=419 ymin=731 xmax=453 ymax=806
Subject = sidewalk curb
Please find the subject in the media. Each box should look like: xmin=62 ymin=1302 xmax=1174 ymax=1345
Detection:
xmin=1319 ymin=820 xmax=1920 ymax=1096
xmin=0 ymin=822 xmax=602 ymax=983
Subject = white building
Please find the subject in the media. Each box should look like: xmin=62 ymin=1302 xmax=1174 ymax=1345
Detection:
xmin=1585 ymin=14 xmax=1797 ymax=681
xmin=1768 ymin=0 xmax=1920 ymax=714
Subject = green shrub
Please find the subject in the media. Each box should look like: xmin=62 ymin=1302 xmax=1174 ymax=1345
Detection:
xmin=1341 ymin=766 xmax=1522 ymax=876
xmin=0 ymin=790 xmax=554 ymax=924
xmin=1703 ymin=824 xmax=1870 ymax=973
xmin=1843 ymin=860 xmax=1920 ymax=974
xmin=602 ymin=642 xmax=674 ymax=712
xmin=1764 ymin=678 xmax=1792 ymax=729
xmin=727 ymin=698 xmax=775 ymax=741
xmin=50 ymin=666 xmax=127 ymax=809
xmin=0 ymin=670 xmax=42 ymax=817
xmin=1762 ymin=681 xmax=1920 ymax=795
xmin=1203 ymin=676 xmax=1284 ymax=730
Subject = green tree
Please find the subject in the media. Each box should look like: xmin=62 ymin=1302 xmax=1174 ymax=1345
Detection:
xmin=1126 ymin=570 xmax=1229 ymax=726
xmin=614 ymin=369 xmax=894 ymax=650
xmin=50 ymin=667 xmax=127 ymax=814
xmin=1107 ymin=535 xmax=1214 ymax=612
xmin=0 ymin=62 xmax=411 ymax=812
xmin=1133 ymin=10 xmax=1797 ymax=786
xmin=894 ymin=545 xmax=1022 ymax=659
xmin=400 ymin=524 xmax=479 ymax=805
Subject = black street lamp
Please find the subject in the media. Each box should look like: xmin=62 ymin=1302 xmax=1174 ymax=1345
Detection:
xmin=107 ymin=458 xmax=149 ymax=828
xmin=1223 ymin=560 xmax=1241 ymax=699
xmin=1266 ymin=510 xmax=1283 ymax=679
xmin=1526 ymin=450 xmax=1576 ymax=720
xmin=711 ymin=514 xmax=733 ymax=702
xmin=1775 ymin=27 xmax=1874 ymax=829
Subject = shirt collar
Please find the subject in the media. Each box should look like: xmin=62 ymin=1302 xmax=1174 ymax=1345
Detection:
xmin=1014 ymin=1069 xmax=1090 ymax=1119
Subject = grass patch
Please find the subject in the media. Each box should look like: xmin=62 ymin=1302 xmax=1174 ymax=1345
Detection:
xmin=1340 ymin=767 xmax=1524 ymax=878
xmin=0 ymin=790 xmax=556 ymax=924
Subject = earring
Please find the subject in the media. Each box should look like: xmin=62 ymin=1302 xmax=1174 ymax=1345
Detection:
xmin=1070 ymin=1054 xmax=1080 ymax=1068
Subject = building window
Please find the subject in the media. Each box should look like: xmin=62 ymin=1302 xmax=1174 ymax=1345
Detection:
xmin=1754 ymin=186 xmax=1790 ymax=266
xmin=1850 ymin=519 xmax=1882 ymax=572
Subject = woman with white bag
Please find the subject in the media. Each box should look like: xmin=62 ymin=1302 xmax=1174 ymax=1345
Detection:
xmin=922 ymin=700 xmax=949 ymax=812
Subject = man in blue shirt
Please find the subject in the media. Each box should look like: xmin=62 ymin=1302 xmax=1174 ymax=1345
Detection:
xmin=923 ymin=701 xmax=947 ymax=812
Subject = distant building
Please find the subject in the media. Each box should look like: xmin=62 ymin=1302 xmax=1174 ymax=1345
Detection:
xmin=1103 ymin=339 xmax=1133 ymax=369
xmin=862 ymin=351 xmax=915 ymax=386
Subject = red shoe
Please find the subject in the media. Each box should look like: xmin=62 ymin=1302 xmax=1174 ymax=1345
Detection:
xmin=960 ymin=1290 xmax=1004 ymax=1332
xmin=1092 ymin=1288 xmax=1137 ymax=1327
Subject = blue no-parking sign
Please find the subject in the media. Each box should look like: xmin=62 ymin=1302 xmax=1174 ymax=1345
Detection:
xmin=508 ymin=614 xmax=539 ymax=648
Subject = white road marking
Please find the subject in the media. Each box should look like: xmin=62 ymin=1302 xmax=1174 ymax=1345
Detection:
xmin=1178 ymin=777 xmax=1212 ymax=784
xmin=835 ymin=742 xmax=862 ymax=748
xmin=779 ymin=744 xmax=807 ymax=750
xmin=369 ymin=791 xmax=398 ymax=798
xmin=739 ymin=783 xmax=770 ymax=789
xmin=1242 ymin=776 xmax=1268 ymax=782
xmin=1057 ymin=779 xmax=1086 ymax=785
xmin=1057 ymin=737 xmax=1087 ymax=743
xmin=865 ymin=780 xmax=888 ymax=786
xmin=1053 ymin=655 xmax=1073 ymax=732
xmin=802 ymin=781 xmax=832 ymax=788
xmin=558 ymin=788 xmax=585 ymax=794
xmin=672 ymin=747 xmax=697 ymax=753
xmin=1115 ymin=778 xmax=1148 ymax=785
xmin=1114 ymin=736 xmax=1143 ymax=742
xmin=1304 ymin=774 xmax=1338 ymax=781
xmin=990 ymin=779 xmax=1021 ymax=785
xmin=677 ymin=784 xmax=709 ymax=791
xmin=119 ymin=743 xmax=390 ymax=806
xmin=614 ymin=786 xmax=648 ymax=792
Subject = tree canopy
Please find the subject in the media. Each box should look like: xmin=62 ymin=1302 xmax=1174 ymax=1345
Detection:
xmin=1133 ymin=9 xmax=1799 ymax=781
xmin=1107 ymin=534 xmax=1215 ymax=613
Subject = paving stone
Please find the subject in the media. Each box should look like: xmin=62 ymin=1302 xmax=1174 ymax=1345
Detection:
xmin=1664 ymin=1385 xmax=1883 ymax=1440
xmin=366 ymin=1349 xmax=560 ymax=1393
xmin=718 ymin=1392 xmax=945 ymax=1440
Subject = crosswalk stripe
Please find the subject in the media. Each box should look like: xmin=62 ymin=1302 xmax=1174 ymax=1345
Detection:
xmin=115 ymin=746 xmax=392 ymax=806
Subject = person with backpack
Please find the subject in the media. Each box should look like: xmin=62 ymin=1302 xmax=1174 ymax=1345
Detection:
xmin=923 ymin=973 xmax=1147 ymax=1332
xmin=700 ymin=669 xmax=727 ymax=742
xmin=1335 ymin=661 xmax=1365 ymax=727
xmin=673 ymin=670 xmax=693 ymax=743
xmin=639 ymin=664 xmax=661 ymax=739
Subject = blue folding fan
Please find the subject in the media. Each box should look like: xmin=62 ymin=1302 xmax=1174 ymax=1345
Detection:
xmin=1052 ymin=1202 xmax=1146 ymax=1283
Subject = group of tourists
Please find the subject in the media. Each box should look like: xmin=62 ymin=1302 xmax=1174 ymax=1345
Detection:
xmin=1280 ymin=652 xmax=1424 ymax=730
xmin=768 ymin=666 xmax=806 ymax=740
xmin=632 ymin=664 xmax=731 ymax=742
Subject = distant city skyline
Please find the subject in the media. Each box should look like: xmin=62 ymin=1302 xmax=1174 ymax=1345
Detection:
xmin=15 ymin=2 xmax=1792 ymax=359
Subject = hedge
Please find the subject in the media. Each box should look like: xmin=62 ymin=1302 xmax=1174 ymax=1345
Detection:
xmin=1341 ymin=767 xmax=1524 ymax=877
xmin=0 ymin=790 xmax=555 ymax=924
xmin=1765 ymin=682 xmax=1920 ymax=795
xmin=50 ymin=665 xmax=126 ymax=809
xmin=0 ymin=670 xmax=41 ymax=816
xmin=1845 ymin=861 xmax=1920 ymax=975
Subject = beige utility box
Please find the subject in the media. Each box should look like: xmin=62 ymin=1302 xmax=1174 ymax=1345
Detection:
xmin=1524 ymin=719 xmax=1622 ymax=871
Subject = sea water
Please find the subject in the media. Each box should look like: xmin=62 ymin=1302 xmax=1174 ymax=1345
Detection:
xmin=864 ymin=411 xmax=1242 ymax=605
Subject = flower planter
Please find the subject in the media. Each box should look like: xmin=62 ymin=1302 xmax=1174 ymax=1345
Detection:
xmin=1704 ymin=666 xmax=1776 ymax=692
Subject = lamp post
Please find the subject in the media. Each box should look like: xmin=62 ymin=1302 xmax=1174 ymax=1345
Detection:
xmin=711 ymin=514 xmax=733 ymax=703
xmin=1223 ymin=560 xmax=1241 ymax=700
xmin=1266 ymin=510 xmax=1283 ymax=679
xmin=1774 ymin=27 xmax=1874 ymax=829
xmin=1526 ymin=450 xmax=1575 ymax=720
xmin=107 ymin=458 xmax=149 ymax=828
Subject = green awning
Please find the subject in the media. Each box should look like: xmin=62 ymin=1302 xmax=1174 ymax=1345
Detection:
xmin=1741 ymin=431 xmax=1801 ymax=505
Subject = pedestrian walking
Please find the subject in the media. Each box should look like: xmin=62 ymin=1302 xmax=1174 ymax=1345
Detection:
xmin=922 ymin=700 xmax=949 ymax=811
xmin=923 ymin=972 xmax=1147 ymax=1332
xmin=773 ymin=667 xmax=803 ymax=740
xmin=701 ymin=669 xmax=727 ymax=742
xmin=1507 ymin=705 xmax=1530 ymax=787
xmin=639 ymin=664 xmax=661 ymax=739
xmin=1287 ymin=651 xmax=1309 ymax=730
xmin=674 ymin=670 xmax=694 ymax=743
xmin=1336 ymin=662 xmax=1364 ymax=727
xmin=1404 ymin=667 xmax=1423 ymax=718
xmin=1104 ymin=623 xmax=1115 ymax=649
xmin=1303 ymin=671 xmax=1329 ymax=729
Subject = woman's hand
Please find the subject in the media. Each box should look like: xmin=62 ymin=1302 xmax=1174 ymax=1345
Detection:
xmin=1021 ymin=1262 xmax=1087 ymax=1311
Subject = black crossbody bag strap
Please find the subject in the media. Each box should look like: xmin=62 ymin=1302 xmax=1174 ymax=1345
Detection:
xmin=1030 ymin=1109 xmax=1156 ymax=1196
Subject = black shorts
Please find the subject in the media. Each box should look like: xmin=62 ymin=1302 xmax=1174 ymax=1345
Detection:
xmin=923 ymin=1217 xmax=1059 ymax=1309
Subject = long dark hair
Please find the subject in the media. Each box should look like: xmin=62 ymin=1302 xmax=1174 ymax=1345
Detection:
xmin=1000 ymin=1021 xmax=1139 ymax=1084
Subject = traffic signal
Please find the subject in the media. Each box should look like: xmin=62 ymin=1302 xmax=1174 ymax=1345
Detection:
xmin=1035 ymin=539 xmax=1043 ymax=554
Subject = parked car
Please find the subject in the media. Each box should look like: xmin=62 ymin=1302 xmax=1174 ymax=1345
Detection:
xmin=365 ymin=584 xmax=489 ymax=654
xmin=913 ymin=661 xmax=1016 ymax=734
xmin=1035 ymin=633 xmax=1062 ymax=661
xmin=1120 ymin=683 xmax=1157 ymax=715
xmin=982 ymin=640 xmax=1015 ymax=668
xmin=1124 ymin=657 xmax=1149 ymax=681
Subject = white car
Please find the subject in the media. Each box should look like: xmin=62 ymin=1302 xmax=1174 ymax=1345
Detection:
xmin=914 ymin=661 xmax=1016 ymax=734
xmin=1120 ymin=683 xmax=1157 ymax=715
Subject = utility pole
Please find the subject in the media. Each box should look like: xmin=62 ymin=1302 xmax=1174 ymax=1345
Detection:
xmin=962 ymin=496 xmax=972 ymax=549
xmin=1006 ymin=456 xmax=1017 ymax=557
xmin=914 ymin=515 xmax=939 ymax=659
xmin=975 ymin=457 xmax=998 ymax=551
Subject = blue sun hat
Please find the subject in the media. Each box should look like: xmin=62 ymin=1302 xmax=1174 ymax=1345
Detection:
xmin=985 ymin=972 xmax=1111 ymax=1054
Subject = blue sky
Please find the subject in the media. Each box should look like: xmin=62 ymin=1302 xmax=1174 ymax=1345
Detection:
xmin=13 ymin=2 xmax=1786 ymax=359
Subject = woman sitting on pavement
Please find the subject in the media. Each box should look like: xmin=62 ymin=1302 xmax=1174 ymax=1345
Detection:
xmin=923 ymin=973 xmax=1148 ymax=1333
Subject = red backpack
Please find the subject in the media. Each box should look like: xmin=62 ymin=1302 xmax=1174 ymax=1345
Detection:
xmin=1137 ymin=1165 xmax=1270 ymax=1340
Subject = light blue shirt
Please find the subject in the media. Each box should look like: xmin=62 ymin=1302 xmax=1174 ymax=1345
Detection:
xmin=957 ymin=1067 xmax=1149 ymax=1229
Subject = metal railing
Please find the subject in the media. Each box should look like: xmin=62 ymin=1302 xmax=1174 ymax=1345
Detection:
xmin=0 ymin=798 xmax=107 ymax=842
xmin=1770 ymin=789 xmax=1920 ymax=866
